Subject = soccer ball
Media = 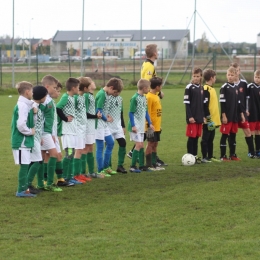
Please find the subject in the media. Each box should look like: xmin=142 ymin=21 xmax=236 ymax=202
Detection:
xmin=182 ymin=153 xmax=196 ymax=166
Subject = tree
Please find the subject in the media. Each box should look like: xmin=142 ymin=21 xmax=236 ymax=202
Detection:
xmin=196 ymin=32 xmax=209 ymax=54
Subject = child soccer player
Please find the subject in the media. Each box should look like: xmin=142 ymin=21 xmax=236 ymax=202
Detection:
xmin=231 ymin=63 xmax=255 ymax=158
xmin=107 ymin=88 xmax=128 ymax=174
xmin=219 ymin=67 xmax=244 ymax=161
xmin=145 ymin=77 xmax=164 ymax=170
xmin=247 ymin=70 xmax=260 ymax=157
xmin=56 ymin=78 xmax=82 ymax=184
xmin=11 ymin=81 xmax=36 ymax=197
xmin=183 ymin=67 xmax=204 ymax=163
xmin=79 ymin=77 xmax=103 ymax=178
xmin=201 ymin=69 xmax=221 ymax=163
xmin=27 ymin=86 xmax=48 ymax=194
xmin=40 ymin=75 xmax=62 ymax=192
xmin=95 ymin=78 xmax=124 ymax=176
xmin=128 ymin=79 xmax=154 ymax=173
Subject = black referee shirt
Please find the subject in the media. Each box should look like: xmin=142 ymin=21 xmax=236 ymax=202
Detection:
xmin=236 ymin=79 xmax=248 ymax=120
xmin=247 ymin=82 xmax=260 ymax=122
xmin=183 ymin=83 xmax=204 ymax=124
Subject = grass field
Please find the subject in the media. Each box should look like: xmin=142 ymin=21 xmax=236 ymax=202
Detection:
xmin=1 ymin=88 xmax=260 ymax=260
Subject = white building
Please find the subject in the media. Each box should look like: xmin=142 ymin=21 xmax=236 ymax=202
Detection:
xmin=51 ymin=29 xmax=190 ymax=59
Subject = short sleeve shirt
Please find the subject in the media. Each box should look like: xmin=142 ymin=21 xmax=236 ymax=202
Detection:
xmin=95 ymin=89 xmax=110 ymax=129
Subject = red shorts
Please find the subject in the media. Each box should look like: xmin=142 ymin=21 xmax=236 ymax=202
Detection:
xmin=238 ymin=121 xmax=249 ymax=129
xmin=249 ymin=122 xmax=260 ymax=131
xmin=220 ymin=122 xmax=238 ymax=134
xmin=186 ymin=123 xmax=202 ymax=138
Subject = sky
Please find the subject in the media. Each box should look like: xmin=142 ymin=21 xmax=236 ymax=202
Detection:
xmin=1 ymin=0 xmax=259 ymax=43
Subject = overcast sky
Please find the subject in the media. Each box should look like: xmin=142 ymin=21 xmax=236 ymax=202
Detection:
xmin=1 ymin=0 xmax=259 ymax=43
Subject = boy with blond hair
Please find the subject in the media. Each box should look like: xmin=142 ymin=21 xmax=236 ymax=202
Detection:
xmin=128 ymin=79 xmax=154 ymax=173
xmin=11 ymin=81 xmax=36 ymax=197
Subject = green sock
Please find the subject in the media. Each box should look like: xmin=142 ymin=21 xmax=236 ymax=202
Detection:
xmin=67 ymin=159 xmax=73 ymax=180
xmin=139 ymin=148 xmax=144 ymax=167
xmin=43 ymin=163 xmax=48 ymax=181
xmin=131 ymin=149 xmax=139 ymax=167
xmin=152 ymin=152 xmax=157 ymax=165
xmin=55 ymin=161 xmax=63 ymax=179
xmin=47 ymin=157 xmax=57 ymax=186
xmin=118 ymin=146 xmax=126 ymax=166
xmin=37 ymin=163 xmax=44 ymax=188
xmin=73 ymin=158 xmax=81 ymax=176
xmin=80 ymin=154 xmax=87 ymax=174
xmin=18 ymin=164 xmax=29 ymax=193
xmin=62 ymin=157 xmax=70 ymax=179
xmin=87 ymin=152 xmax=94 ymax=173
xmin=27 ymin=162 xmax=40 ymax=186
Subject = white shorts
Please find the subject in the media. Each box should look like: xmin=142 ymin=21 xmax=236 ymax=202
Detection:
xmin=75 ymin=135 xmax=86 ymax=149
xmin=41 ymin=134 xmax=55 ymax=151
xmin=12 ymin=149 xmax=31 ymax=165
xmin=61 ymin=134 xmax=76 ymax=149
xmin=130 ymin=132 xmax=144 ymax=143
xmin=30 ymin=140 xmax=42 ymax=162
xmin=111 ymin=129 xmax=125 ymax=140
xmin=95 ymin=127 xmax=111 ymax=141
xmin=85 ymin=134 xmax=95 ymax=145
xmin=46 ymin=137 xmax=61 ymax=154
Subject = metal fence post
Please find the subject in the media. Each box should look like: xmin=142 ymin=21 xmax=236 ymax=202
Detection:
xmin=68 ymin=48 xmax=71 ymax=77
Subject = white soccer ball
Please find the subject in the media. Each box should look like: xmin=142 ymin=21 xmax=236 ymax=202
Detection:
xmin=182 ymin=153 xmax=196 ymax=166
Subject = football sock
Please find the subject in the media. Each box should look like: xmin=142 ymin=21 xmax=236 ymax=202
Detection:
xmin=96 ymin=139 xmax=104 ymax=172
xmin=118 ymin=146 xmax=126 ymax=166
xmin=62 ymin=157 xmax=70 ymax=179
xmin=73 ymin=158 xmax=81 ymax=176
xmin=55 ymin=161 xmax=63 ymax=179
xmin=47 ymin=157 xmax=57 ymax=186
xmin=131 ymin=149 xmax=139 ymax=166
xmin=18 ymin=164 xmax=29 ymax=193
xmin=37 ymin=162 xmax=44 ymax=188
xmin=245 ymin=136 xmax=255 ymax=155
xmin=220 ymin=134 xmax=228 ymax=157
xmin=103 ymin=135 xmax=114 ymax=169
xmin=229 ymin=133 xmax=236 ymax=155
xmin=27 ymin=162 xmax=40 ymax=186
xmin=80 ymin=154 xmax=87 ymax=174
xmin=43 ymin=163 xmax=48 ymax=181
xmin=255 ymin=135 xmax=260 ymax=151
xmin=146 ymin=154 xmax=152 ymax=167
xmin=139 ymin=148 xmax=145 ymax=167
xmin=187 ymin=137 xmax=195 ymax=155
xmin=87 ymin=152 xmax=94 ymax=173
xmin=193 ymin=137 xmax=199 ymax=156
xmin=152 ymin=152 xmax=157 ymax=165
xmin=67 ymin=159 xmax=73 ymax=180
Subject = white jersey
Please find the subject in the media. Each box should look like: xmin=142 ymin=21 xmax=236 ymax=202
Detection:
xmin=75 ymin=94 xmax=87 ymax=135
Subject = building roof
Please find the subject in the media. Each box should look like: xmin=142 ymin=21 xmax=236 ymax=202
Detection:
xmin=53 ymin=29 xmax=190 ymax=42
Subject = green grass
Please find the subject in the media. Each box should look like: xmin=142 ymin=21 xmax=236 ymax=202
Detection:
xmin=1 ymin=88 xmax=260 ymax=259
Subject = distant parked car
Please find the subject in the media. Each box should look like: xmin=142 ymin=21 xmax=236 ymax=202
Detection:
xmin=82 ymin=56 xmax=92 ymax=61
xmin=60 ymin=55 xmax=68 ymax=62
xmin=17 ymin=57 xmax=26 ymax=63
xmin=49 ymin=56 xmax=60 ymax=61
xmin=70 ymin=56 xmax=82 ymax=62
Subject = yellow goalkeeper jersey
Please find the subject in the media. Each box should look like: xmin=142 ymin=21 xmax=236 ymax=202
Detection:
xmin=141 ymin=59 xmax=157 ymax=80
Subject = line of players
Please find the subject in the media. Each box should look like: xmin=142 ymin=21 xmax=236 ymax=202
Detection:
xmin=184 ymin=63 xmax=260 ymax=162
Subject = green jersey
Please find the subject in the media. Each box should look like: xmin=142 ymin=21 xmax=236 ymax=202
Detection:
xmin=33 ymin=102 xmax=44 ymax=143
xmin=95 ymin=88 xmax=110 ymax=129
xmin=75 ymin=94 xmax=87 ymax=135
xmin=84 ymin=92 xmax=95 ymax=134
xmin=11 ymin=96 xmax=34 ymax=149
xmin=56 ymin=93 xmax=76 ymax=136
xmin=127 ymin=93 xmax=147 ymax=133
xmin=41 ymin=94 xmax=55 ymax=135
xmin=107 ymin=95 xmax=123 ymax=134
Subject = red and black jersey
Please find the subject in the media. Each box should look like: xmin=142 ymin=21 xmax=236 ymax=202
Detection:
xmin=235 ymin=79 xmax=248 ymax=121
xmin=183 ymin=83 xmax=204 ymax=124
xmin=219 ymin=82 xmax=240 ymax=122
xmin=247 ymin=82 xmax=260 ymax=122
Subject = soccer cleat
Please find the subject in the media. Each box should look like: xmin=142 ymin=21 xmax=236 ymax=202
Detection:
xmin=68 ymin=178 xmax=83 ymax=184
xmin=152 ymin=165 xmax=165 ymax=170
xmin=201 ymin=158 xmax=212 ymax=163
xmin=74 ymin=175 xmax=87 ymax=183
xmin=81 ymin=174 xmax=92 ymax=181
xmin=98 ymin=170 xmax=111 ymax=177
xmin=139 ymin=166 xmax=153 ymax=172
xmin=230 ymin=154 xmax=241 ymax=161
xmin=248 ymin=153 xmax=257 ymax=159
xmin=16 ymin=190 xmax=36 ymax=197
xmin=44 ymin=184 xmax=63 ymax=192
xmin=130 ymin=166 xmax=141 ymax=173
xmin=87 ymin=172 xmax=105 ymax=178
xmin=195 ymin=156 xmax=202 ymax=164
xmin=256 ymin=151 xmax=260 ymax=157
xmin=117 ymin=165 xmax=127 ymax=174
xmin=28 ymin=185 xmax=42 ymax=194
xmin=104 ymin=167 xmax=117 ymax=175
xmin=57 ymin=178 xmax=75 ymax=187
xmin=156 ymin=157 xmax=168 ymax=166
xmin=210 ymin=157 xmax=221 ymax=162
xmin=127 ymin=150 xmax=133 ymax=159
xmin=220 ymin=155 xmax=231 ymax=161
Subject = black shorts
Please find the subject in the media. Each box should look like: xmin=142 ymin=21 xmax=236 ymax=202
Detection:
xmin=147 ymin=131 xmax=161 ymax=142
